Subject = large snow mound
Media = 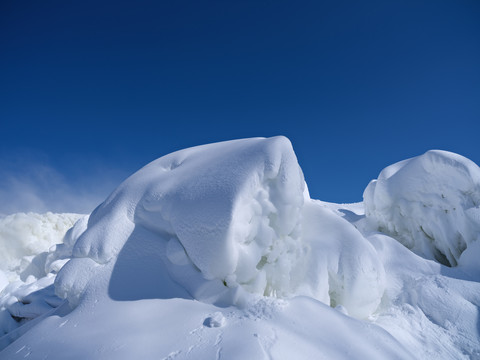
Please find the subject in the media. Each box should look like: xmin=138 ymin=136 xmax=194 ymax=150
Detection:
xmin=55 ymin=136 xmax=384 ymax=318
xmin=364 ymin=150 xmax=480 ymax=268
xmin=56 ymin=137 xmax=307 ymax=305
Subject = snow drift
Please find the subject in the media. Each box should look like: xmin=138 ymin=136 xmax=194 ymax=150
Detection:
xmin=1 ymin=137 xmax=479 ymax=359
xmin=364 ymin=150 xmax=480 ymax=268
xmin=55 ymin=136 xmax=385 ymax=318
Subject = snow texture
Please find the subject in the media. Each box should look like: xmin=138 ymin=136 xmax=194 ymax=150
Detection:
xmin=364 ymin=150 xmax=480 ymax=269
xmin=0 ymin=137 xmax=479 ymax=359
xmin=0 ymin=212 xmax=82 ymax=281
xmin=0 ymin=213 xmax=84 ymax=339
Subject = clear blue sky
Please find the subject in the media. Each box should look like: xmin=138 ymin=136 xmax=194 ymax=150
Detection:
xmin=1 ymin=0 xmax=479 ymax=214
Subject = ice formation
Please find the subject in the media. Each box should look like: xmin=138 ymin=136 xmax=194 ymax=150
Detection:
xmin=0 ymin=212 xmax=82 ymax=283
xmin=0 ymin=213 xmax=83 ymax=338
xmin=1 ymin=137 xmax=479 ymax=359
xmin=364 ymin=150 xmax=480 ymax=268
xmin=55 ymin=136 xmax=385 ymax=317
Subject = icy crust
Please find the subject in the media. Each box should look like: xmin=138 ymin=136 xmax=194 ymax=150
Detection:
xmin=364 ymin=150 xmax=480 ymax=267
xmin=56 ymin=137 xmax=307 ymax=305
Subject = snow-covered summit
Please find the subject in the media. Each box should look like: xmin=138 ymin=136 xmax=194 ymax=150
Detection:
xmin=1 ymin=137 xmax=479 ymax=359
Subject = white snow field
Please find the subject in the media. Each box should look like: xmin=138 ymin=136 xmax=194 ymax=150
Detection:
xmin=0 ymin=136 xmax=479 ymax=359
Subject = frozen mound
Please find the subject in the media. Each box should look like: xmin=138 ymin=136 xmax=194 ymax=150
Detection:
xmin=56 ymin=137 xmax=307 ymax=305
xmin=364 ymin=150 xmax=480 ymax=267
xmin=54 ymin=136 xmax=385 ymax=318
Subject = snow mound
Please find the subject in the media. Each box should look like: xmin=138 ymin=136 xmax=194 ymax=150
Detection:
xmin=364 ymin=150 xmax=480 ymax=267
xmin=55 ymin=136 xmax=385 ymax=318
xmin=56 ymin=137 xmax=307 ymax=305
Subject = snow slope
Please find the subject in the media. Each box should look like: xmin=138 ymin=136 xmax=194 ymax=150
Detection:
xmin=0 ymin=137 xmax=479 ymax=359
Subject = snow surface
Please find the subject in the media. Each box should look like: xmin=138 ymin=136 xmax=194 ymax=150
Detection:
xmin=1 ymin=137 xmax=479 ymax=359
xmin=364 ymin=150 xmax=480 ymax=269
xmin=0 ymin=212 xmax=82 ymax=284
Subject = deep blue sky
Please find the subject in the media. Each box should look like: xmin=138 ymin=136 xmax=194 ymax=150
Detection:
xmin=1 ymin=0 xmax=480 ymax=214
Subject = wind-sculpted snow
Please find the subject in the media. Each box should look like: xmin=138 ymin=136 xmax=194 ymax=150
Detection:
xmin=301 ymin=202 xmax=385 ymax=318
xmin=364 ymin=150 xmax=480 ymax=269
xmin=135 ymin=136 xmax=305 ymax=294
xmin=54 ymin=136 xmax=385 ymax=318
xmin=1 ymin=138 xmax=479 ymax=359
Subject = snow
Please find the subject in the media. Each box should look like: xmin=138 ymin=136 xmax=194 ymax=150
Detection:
xmin=300 ymin=201 xmax=386 ymax=318
xmin=364 ymin=150 xmax=480 ymax=269
xmin=0 ymin=137 xmax=479 ymax=359
xmin=0 ymin=213 xmax=83 ymax=342
xmin=55 ymin=137 xmax=308 ymax=307
xmin=0 ymin=212 xmax=82 ymax=282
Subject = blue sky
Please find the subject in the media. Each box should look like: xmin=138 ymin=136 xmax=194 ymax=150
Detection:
xmin=1 ymin=0 xmax=479 ymax=213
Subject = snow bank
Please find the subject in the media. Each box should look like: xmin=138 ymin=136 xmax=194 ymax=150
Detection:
xmin=364 ymin=150 xmax=480 ymax=267
xmin=55 ymin=136 xmax=385 ymax=318
xmin=56 ymin=137 xmax=308 ymax=305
